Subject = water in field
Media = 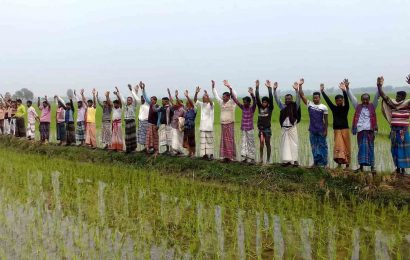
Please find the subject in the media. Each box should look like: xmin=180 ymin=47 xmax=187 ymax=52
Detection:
xmin=0 ymin=148 xmax=409 ymax=259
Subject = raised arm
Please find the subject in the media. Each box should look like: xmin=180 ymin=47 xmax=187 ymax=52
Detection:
xmin=230 ymin=86 xmax=242 ymax=108
xmin=128 ymin=84 xmax=139 ymax=107
xmin=320 ymin=84 xmax=335 ymax=109
xmin=372 ymin=88 xmax=380 ymax=109
xmin=55 ymin=95 xmax=67 ymax=110
xmin=37 ymin=97 xmax=41 ymax=108
xmin=140 ymin=82 xmax=151 ymax=105
xmin=133 ymin=85 xmax=141 ymax=104
xmin=346 ymin=83 xmax=358 ymax=109
xmin=167 ymin=88 xmax=174 ymax=105
xmin=255 ymin=80 xmax=262 ymax=108
xmin=115 ymin=86 xmax=126 ymax=105
xmin=184 ymin=90 xmax=194 ymax=107
xmin=70 ymin=98 xmax=75 ymax=112
xmin=96 ymin=92 xmax=104 ymax=108
xmin=105 ymin=91 xmax=112 ymax=108
xmin=92 ymin=89 xmax=97 ymax=108
xmin=376 ymin=76 xmax=393 ymax=108
xmin=273 ymin=82 xmax=284 ymax=110
xmin=194 ymin=86 xmax=200 ymax=104
xmin=211 ymin=80 xmax=222 ymax=104
xmin=80 ymin=89 xmax=87 ymax=105
xmin=114 ymin=90 xmax=122 ymax=109
xmin=249 ymin=87 xmax=256 ymax=111
xmin=74 ymin=90 xmax=81 ymax=102
xmin=297 ymin=80 xmax=307 ymax=106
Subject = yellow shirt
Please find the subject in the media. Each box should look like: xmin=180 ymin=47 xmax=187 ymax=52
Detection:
xmin=15 ymin=104 xmax=26 ymax=118
xmin=86 ymin=107 xmax=96 ymax=123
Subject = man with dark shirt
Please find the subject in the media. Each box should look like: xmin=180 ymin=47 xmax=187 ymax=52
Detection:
xmin=321 ymin=80 xmax=350 ymax=169
xmin=255 ymin=80 xmax=274 ymax=164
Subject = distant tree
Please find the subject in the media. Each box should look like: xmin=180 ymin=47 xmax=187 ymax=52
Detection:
xmin=12 ymin=88 xmax=34 ymax=101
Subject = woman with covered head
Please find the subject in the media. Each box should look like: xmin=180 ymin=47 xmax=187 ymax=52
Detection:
xmin=167 ymin=88 xmax=185 ymax=156
xmin=346 ymin=80 xmax=379 ymax=174
xmin=274 ymin=81 xmax=301 ymax=167
xmin=378 ymin=75 xmax=410 ymax=175
xmin=38 ymin=95 xmax=51 ymax=144
xmin=74 ymin=90 xmax=86 ymax=146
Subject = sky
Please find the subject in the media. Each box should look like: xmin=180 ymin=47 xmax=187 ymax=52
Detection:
xmin=0 ymin=0 xmax=409 ymax=97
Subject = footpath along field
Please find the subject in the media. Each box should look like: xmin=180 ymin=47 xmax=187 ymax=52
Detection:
xmin=26 ymin=92 xmax=395 ymax=171
xmin=0 ymin=137 xmax=409 ymax=258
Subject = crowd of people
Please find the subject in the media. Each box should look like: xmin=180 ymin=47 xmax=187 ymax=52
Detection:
xmin=0 ymin=75 xmax=409 ymax=176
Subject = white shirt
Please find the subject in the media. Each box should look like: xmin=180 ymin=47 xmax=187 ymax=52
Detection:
xmin=212 ymin=87 xmax=236 ymax=124
xmin=133 ymin=90 xmax=150 ymax=121
xmin=112 ymin=107 xmax=122 ymax=121
xmin=27 ymin=107 xmax=38 ymax=124
xmin=357 ymin=107 xmax=371 ymax=132
xmin=196 ymin=100 xmax=214 ymax=131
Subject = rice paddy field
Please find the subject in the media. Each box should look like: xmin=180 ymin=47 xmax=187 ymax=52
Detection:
xmin=1 ymin=92 xmax=410 ymax=259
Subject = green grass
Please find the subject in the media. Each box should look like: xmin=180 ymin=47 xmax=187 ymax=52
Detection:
xmin=0 ymin=136 xmax=409 ymax=258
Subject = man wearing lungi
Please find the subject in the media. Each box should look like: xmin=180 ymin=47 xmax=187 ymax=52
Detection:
xmin=274 ymin=81 xmax=301 ymax=167
xmin=141 ymin=82 xmax=160 ymax=156
xmin=118 ymin=85 xmax=138 ymax=153
xmin=299 ymin=79 xmax=329 ymax=167
xmin=14 ymin=99 xmax=26 ymax=138
xmin=194 ymin=83 xmax=215 ymax=160
xmin=157 ymin=96 xmax=173 ymax=155
xmin=133 ymin=84 xmax=150 ymax=152
xmin=231 ymin=84 xmax=257 ymax=164
xmin=321 ymin=80 xmax=351 ymax=169
xmin=97 ymin=91 xmax=112 ymax=149
xmin=74 ymin=90 xmax=86 ymax=146
xmin=378 ymin=75 xmax=410 ymax=175
xmin=347 ymin=80 xmax=379 ymax=174
xmin=213 ymin=80 xmax=237 ymax=162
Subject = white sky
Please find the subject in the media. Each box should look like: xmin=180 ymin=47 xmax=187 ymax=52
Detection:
xmin=0 ymin=0 xmax=409 ymax=97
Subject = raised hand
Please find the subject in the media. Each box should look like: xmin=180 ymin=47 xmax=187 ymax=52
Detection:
xmin=343 ymin=79 xmax=350 ymax=89
xmin=298 ymin=78 xmax=304 ymax=86
xmin=92 ymin=88 xmax=96 ymax=95
xmin=128 ymin=84 xmax=132 ymax=91
xmin=248 ymin=87 xmax=254 ymax=95
xmin=273 ymin=82 xmax=278 ymax=90
xmin=292 ymin=82 xmax=299 ymax=91
xmin=223 ymin=80 xmax=231 ymax=89
xmin=406 ymin=74 xmax=410 ymax=85
xmin=139 ymin=81 xmax=145 ymax=90
xmin=105 ymin=91 xmax=110 ymax=97
xmin=339 ymin=82 xmax=346 ymax=91
xmin=204 ymin=90 xmax=209 ymax=96
xmin=320 ymin=83 xmax=325 ymax=92
xmin=255 ymin=80 xmax=260 ymax=88
xmin=74 ymin=90 xmax=77 ymax=96
xmin=80 ymin=89 xmax=84 ymax=95
xmin=54 ymin=95 xmax=58 ymax=99
xmin=184 ymin=90 xmax=189 ymax=97
xmin=265 ymin=80 xmax=272 ymax=88
xmin=45 ymin=95 xmax=48 ymax=100
xmin=175 ymin=90 xmax=179 ymax=97
xmin=195 ymin=86 xmax=201 ymax=93
xmin=167 ymin=88 xmax=171 ymax=94
xmin=134 ymin=85 xmax=139 ymax=92
xmin=211 ymin=80 xmax=215 ymax=88
xmin=377 ymin=76 xmax=384 ymax=88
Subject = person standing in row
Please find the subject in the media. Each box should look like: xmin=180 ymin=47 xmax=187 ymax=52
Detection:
xmin=213 ymin=80 xmax=237 ymax=162
xmin=194 ymin=83 xmax=214 ymax=160
xmin=378 ymin=75 xmax=410 ymax=175
xmin=347 ymin=81 xmax=379 ymax=174
xmin=111 ymin=90 xmax=124 ymax=151
xmin=26 ymin=100 xmax=38 ymax=140
xmin=120 ymin=85 xmax=138 ymax=153
xmin=168 ymin=89 xmax=185 ymax=156
xmin=14 ymin=99 xmax=26 ymax=138
xmin=141 ymin=82 xmax=160 ymax=156
xmin=97 ymin=91 xmax=113 ymax=149
xmin=38 ymin=96 xmax=51 ymax=144
xmin=274 ymin=82 xmax=301 ymax=167
xmin=134 ymin=85 xmax=150 ymax=152
xmin=299 ymin=79 xmax=329 ymax=168
xmin=157 ymin=96 xmax=173 ymax=155
xmin=183 ymin=90 xmax=197 ymax=158
xmin=82 ymin=89 xmax=97 ymax=148
xmin=0 ymin=102 xmax=5 ymax=135
xmin=64 ymin=97 xmax=76 ymax=145
xmin=321 ymin=80 xmax=351 ymax=169
xmin=74 ymin=90 xmax=86 ymax=146
xmin=231 ymin=84 xmax=257 ymax=164
xmin=55 ymin=96 xmax=67 ymax=145
xmin=255 ymin=80 xmax=274 ymax=164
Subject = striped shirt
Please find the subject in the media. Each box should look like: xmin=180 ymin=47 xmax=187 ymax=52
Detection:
xmin=232 ymin=93 xmax=256 ymax=131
